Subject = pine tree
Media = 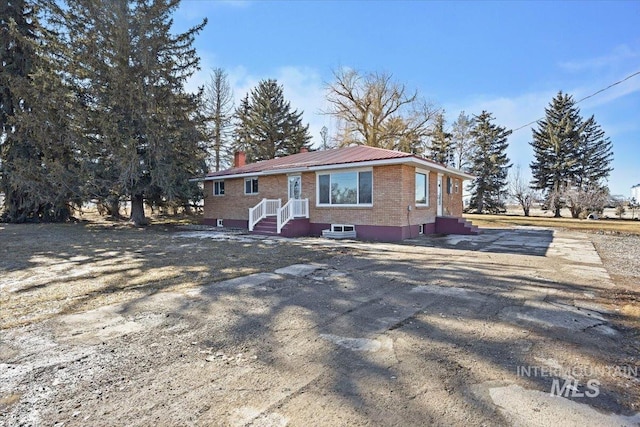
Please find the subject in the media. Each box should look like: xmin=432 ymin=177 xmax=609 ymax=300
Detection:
xmin=1 ymin=0 xmax=84 ymax=222
xmin=427 ymin=112 xmax=453 ymax=165
xmin=576 ymin=115 xmax=613 ymax=186
xmin=56 ymin=0 xmax=207 ymax=225
xmin=1 ymin=0 xmax=37 ymax=221
xmin=468 ymin=111 xmax=512 ymax=213
xmin=233 ymin=79 xmax=310 ymax=163
xmin=530 ymin=92 xmax=613 ymax=217
xmin=233 ymin=94 xmax=252 ymax=157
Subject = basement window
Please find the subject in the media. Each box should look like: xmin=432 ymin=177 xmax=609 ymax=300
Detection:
xmin=216 ymin=219 xmax=223 ymax=227
xmin=331 ymin=224 xmax=355 ymax=232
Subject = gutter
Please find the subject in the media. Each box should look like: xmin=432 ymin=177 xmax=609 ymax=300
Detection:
xmin=195 ymin=157 xmax=474 ymax=182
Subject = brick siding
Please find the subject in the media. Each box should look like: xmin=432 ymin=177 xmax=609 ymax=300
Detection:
xmin=203 ymin=164 xmax=465 ymax=230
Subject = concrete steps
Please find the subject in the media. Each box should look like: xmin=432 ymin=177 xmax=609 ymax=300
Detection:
xmin=252 ymin=216 xmax=278 ymax=235
xmin=435 ymin=216 xmax=480 ymax=235
xmin=252 ymin=216 xmax=311 ymax=237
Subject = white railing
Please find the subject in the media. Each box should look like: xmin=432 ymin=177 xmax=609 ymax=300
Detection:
xmin=277 ymin=199 xmax=309 ymax=234
xmin=266 ymin=199 xmax=281 ymax=216
xmin=249 ymin=198 xmax=281 ymax=231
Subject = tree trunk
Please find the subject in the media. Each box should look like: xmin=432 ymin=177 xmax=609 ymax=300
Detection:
xmin=130 ymin=194 xmax=148 ymax=226
xmin=107 ymin=196 xmax=121 ymax=219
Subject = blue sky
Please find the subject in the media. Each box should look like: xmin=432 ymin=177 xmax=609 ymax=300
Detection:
xmin=175 ymin=0 xmax=639 ymax=197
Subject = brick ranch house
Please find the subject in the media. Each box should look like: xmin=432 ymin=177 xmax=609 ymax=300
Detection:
xmin=200 ymin=145 xmax=478 ymax=241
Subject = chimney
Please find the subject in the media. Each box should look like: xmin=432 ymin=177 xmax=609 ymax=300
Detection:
xmin=299 ymin=147 xmax=309 ymax=153
xmin=234 ymin=151 xmax=246 ymax=168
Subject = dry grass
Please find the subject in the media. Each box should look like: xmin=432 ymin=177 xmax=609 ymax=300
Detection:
xmin=464 ymin=213 xmax=640 ymax=235
xmin=0 ymin=219 xmax=339 ymax=329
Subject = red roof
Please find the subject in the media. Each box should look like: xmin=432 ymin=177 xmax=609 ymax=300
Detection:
xmin=206 ymin=146 xmax=430 ymax=177
xmin=203 ymin=145 xmax=475 ymax=180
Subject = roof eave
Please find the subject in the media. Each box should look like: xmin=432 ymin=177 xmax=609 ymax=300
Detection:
xmin=202 ymin=157 xmax=474 ymax=181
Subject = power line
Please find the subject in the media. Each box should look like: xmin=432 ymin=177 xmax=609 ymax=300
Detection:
xmin=510 ymin=69 xmax=640 ymax=133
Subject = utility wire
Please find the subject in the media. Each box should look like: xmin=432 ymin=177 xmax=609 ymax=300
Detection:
xmin=510 ymin=69 xmax=640 ymax=133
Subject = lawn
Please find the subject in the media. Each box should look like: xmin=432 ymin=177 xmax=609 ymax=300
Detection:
xmin=0 ymin=221 xmax=339 ymax=329
xmin=464 ymin=213 xmax=640 ymax=235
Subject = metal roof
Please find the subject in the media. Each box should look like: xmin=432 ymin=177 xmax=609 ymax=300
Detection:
xmin=204 ymin=145 xmax=473 ymax=180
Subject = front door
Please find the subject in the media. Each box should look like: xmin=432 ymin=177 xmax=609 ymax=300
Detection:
xmin=288 ymin=175 xmax=301 ymax=200
xmin=288 ymin=175 xmax=303 ymax=217
xmin=437 ymin=175 xmax=443 ymax=216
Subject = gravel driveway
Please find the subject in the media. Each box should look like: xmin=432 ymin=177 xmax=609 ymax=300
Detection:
xmin=1 ymin=226 xmax=639 ymax=426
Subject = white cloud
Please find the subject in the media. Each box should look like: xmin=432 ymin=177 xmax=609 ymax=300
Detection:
xmin=445 ymin=90 xmax=556 ymax=175
xmin=559 ymin=44 xmax=639 ymax=72
xmin=572 ymin=69 xmax=640 ymax=110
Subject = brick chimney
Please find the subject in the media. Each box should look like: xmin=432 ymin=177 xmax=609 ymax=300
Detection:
xmin=234 ymin=151 xmax=246 ymax=167
xmin=299 ymin=147 xmax=309 ymax=153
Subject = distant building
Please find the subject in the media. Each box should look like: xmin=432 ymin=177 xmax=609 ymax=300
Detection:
xmin=632 ymin=184 xmax=640 ymax=201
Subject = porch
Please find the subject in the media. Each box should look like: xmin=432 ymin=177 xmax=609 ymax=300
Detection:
xmin=249 ymin=198 xmax=310 ymax=236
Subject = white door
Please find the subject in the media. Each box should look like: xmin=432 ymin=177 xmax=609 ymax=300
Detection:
xmin=288 ymin=175 xmax=302 ymax=216
xmin=437 ymin=175 xmax=443 ymax=216
xmin=288 ymin=175 xmax=301 ymax=200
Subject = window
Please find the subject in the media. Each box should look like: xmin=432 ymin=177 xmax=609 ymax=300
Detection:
xmin=216 ymin=219 xmax=223 ymax=227
xmin=331 ymin=224 xmax=355 ymax=232
xmin=244 ymin=177 xmax=259 ymax=195
xmin=415 ymin=172 xmax=428 ymax=205
xmin=454 ymin=179 xmax=460 ymax=194
xmin=418 ymin=224 xmax=424 ymax=235
xmin=317 ymin=170 xmax=372 ymax=206
xmin=213 ymin=181 xmax=225 ymax=196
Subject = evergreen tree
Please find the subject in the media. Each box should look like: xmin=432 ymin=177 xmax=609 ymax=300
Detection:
xmin=468 ymin=111 xmax=512 ymax=213
xmin=1 ymin=0 xmax=36 ymax=221
xmin=530 ymin=91 xmax=613 ymax=217
xmin=233 ymin=94 xmax=252 ymax=158
xmin=576 ymin=115 xmax=613 ymax=187
xmin=530 ymin=92 xmax=582 ymax=217
xmin=56 ymin=0 xmax=207 ymax=225
xmin=1 ymin=0 xmax=83 ymax=222
xmin=427 ymin=112 xmax=453 ymax=165
xmin=233 ymin=79 xmax=310 ymax=163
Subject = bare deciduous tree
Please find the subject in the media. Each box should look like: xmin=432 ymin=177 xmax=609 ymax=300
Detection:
xmin=451 ymin=111 xmax=474 ymax=171
xmin=563 ymin=182 xmax=609 ymax=218
xmin=509 ymin=164 xmax=536 ymax=216
xmin=324 ymin=69 xmax=437 ymax=154
xmin=204 ymin=68 xmax=234 ymax=171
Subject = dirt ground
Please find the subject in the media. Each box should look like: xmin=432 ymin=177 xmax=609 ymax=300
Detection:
xmin=1 ymin=223 xmax=639 ymax=426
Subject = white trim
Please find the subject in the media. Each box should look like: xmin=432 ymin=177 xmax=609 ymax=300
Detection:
xmin=315 ymin=168 xmax=373 ymax=208
xmin=331 ymin=224 xmax=355 ymax=232
xmin=202 ymin=157 xmax=474 ymax=182
xmin=415 ymin=168 xmax=430 ymax=207
xmin=213 ymin=180 xmax=225 ymax=196
xmin=288 ymin=174 xmax=302 ymax=200
xmin=244 ymin=177 xmax=259 ymax=195
xmin=437 ymin=174 xmax=443 ymax=216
